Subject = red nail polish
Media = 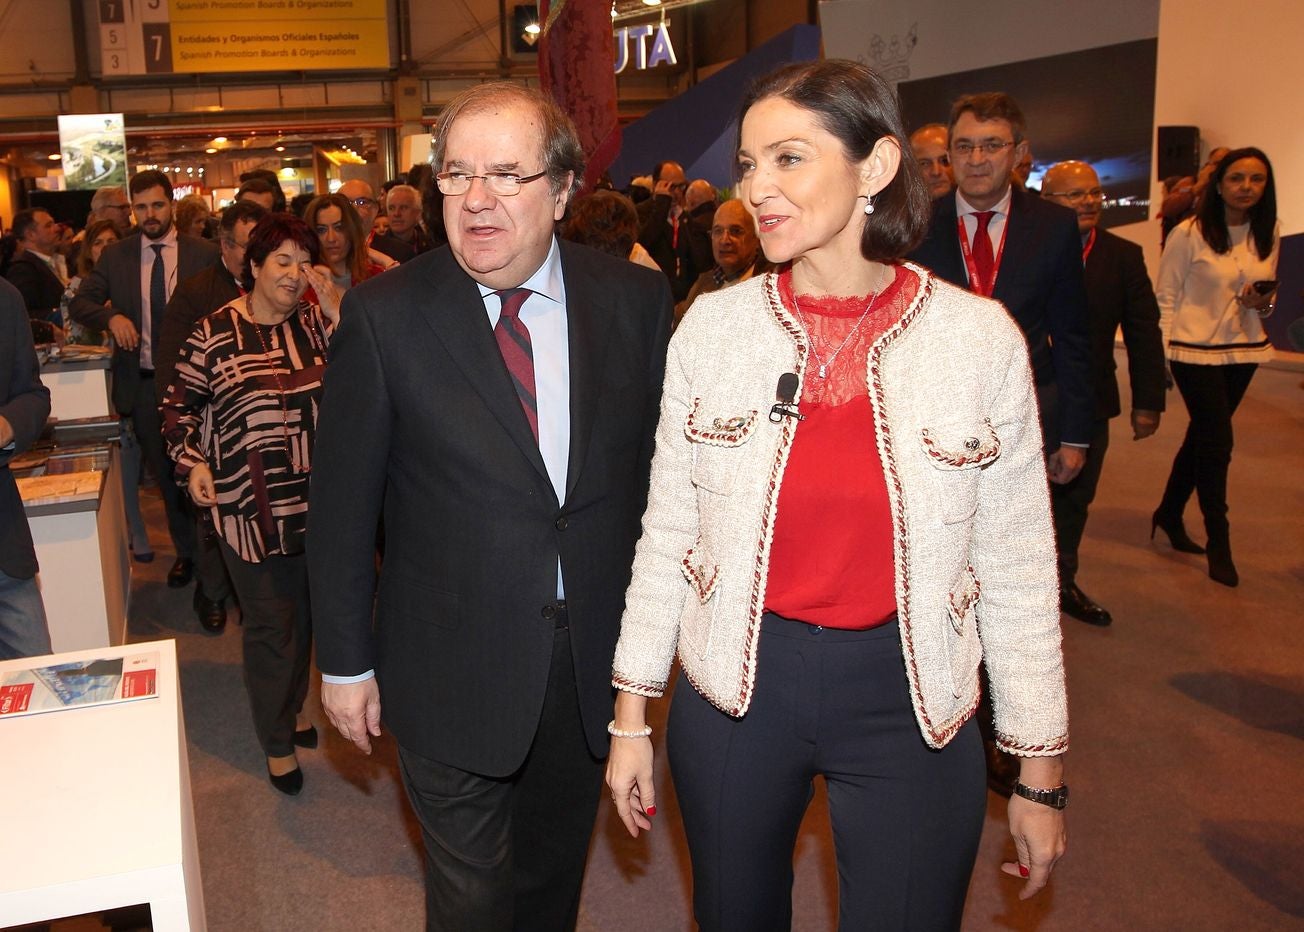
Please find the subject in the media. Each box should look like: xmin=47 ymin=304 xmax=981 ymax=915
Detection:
xmin=645 ymin=806 xmax=657 ymax=817
xmin=1019 ymin=865 xmax=1029 ymax=878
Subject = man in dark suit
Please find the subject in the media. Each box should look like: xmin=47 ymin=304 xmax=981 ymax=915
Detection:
xmin=1042 ymin=161 xmax=1166 ymax=626
xmin=0 ymin=278 xmax=52 ymax=659
xmin=635 ymin=159 xmax=690 ymax=298
xmin=70 ymin=169 xmax=220 ymax=592
xmin=6 ymin=209 xmax=68 ymax=327
xmin=907 ymin=92 xmax=1093 ymax=485
xmin=149 ymin=199 xmax=268 ymax=633
xmin=310 ymin=83 xmax=672 ymax=931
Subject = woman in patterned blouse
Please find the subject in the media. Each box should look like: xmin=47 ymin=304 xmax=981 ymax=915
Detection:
xmin=162 ymin=213 xmax=341 ymax=795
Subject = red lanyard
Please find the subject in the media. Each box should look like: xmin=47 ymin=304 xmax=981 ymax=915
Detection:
xmin=956 ymin=214 xmax=1008 ymax=298
xmin=1081 ymin=227 xmax=1097 ymax=265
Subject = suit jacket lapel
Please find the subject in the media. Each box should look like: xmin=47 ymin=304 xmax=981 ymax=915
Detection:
xmin=416 ymin=252 xmax=552 ymax=488
xmin=994 ymin=187 xmax=1034 ymax=301
xmin=125 ymin=236 xmax=144 ymax=327
xmin=558 ymin=243 xmax=615 ymax=503
xmin=933 ymin=196 xmax=966 ymax=283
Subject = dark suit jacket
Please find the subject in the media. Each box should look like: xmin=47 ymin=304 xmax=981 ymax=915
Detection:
xmin=309 ymin=240 xmax=672 ymax=776
xmin=1083 ymin=229 xmax=1167 ymax=421
xmin=0 ymin=279 xmax=52 ymax=579
xmin=5 ymin=252 xmax=65 ymax=320
xmin=907 ymin=187 xmax=1094 ymax=446
xmin=69 ymin=232 xmax=219 ymax=414
xmin=153 ymin=264 xmax=242 ymax=405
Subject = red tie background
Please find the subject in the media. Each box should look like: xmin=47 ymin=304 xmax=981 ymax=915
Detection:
xmin=494 ymin=289 xmax=538 ymax=443
xmin=971 ymin=210 xmax=995 ymax=294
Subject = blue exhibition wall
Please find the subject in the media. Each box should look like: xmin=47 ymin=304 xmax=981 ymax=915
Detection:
xmin=607 ymin=24 xmax=822 ymax=190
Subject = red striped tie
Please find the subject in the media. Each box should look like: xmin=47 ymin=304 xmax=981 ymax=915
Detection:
xmin=494 ymin=288 xmax=538 ymax=443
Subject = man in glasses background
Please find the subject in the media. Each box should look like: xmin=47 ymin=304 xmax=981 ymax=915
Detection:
xmin=310 ymin=81 xmax=672 ymax=930
xmin=1041 ymin=160 xmax=1166 ymax=627
xmin=338 ymin=178 xmax=399 ymax=271
xmin=371 ymin=182 xmax=434 ymax=264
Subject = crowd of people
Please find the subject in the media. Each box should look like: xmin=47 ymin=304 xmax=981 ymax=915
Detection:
xmin=0 ymin=54 xmax=1282 ymax=932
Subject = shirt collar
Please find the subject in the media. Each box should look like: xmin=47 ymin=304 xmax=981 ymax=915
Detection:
xmin=476 ymin=236 xmax=564 ymax=305
xmin=28 ymin=248 xmax=55 ymax=263
xmin=955 ymin=186 xmax=1012 ymax=218
xmin=143 ymin=227 xmax=179 ymax=252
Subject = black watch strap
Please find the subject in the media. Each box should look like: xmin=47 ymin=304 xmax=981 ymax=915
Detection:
xmin=1014 ymin=781 xmax=1069 ymax=810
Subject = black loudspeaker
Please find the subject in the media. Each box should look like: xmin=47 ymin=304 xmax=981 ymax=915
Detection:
xmin=1157 ymin=125 xmax=1200 ymax=181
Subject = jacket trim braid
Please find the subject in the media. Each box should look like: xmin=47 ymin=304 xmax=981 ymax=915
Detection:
xmin=685 ymin=400 xmax=760 ymax=446
xmin=920 ymin=418 xmax=1001 ymax=468
xmin=681 ymin=544 xmax=720 ymax=604
xmin=996 ymin=729 xmax=1068 ymax=754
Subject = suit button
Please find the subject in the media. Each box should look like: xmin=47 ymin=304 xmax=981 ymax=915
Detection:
xmin=541 ymin=604 xmax=556 ymax=620
xmin=555 ymin=516 xmax=569 ymax=531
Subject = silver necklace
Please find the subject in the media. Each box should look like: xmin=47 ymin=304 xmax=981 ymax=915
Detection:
xmin=791 ymin=289 xmax=882 ymax=379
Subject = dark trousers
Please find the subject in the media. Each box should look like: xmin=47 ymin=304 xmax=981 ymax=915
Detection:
xmin=396 ymin=622 xmax=604 ymax=932
xmin=217 ymin=540 xmax=312 ymax=757
xmin=1159 ymin=362 xmax=1257 ymax=545
xmin=1051 ymin=417 xmax=1112 ymax=586
xmin=133 ymin=373 xmax=196 ymax=560
xmin=668 ymin=615 xmax=986 ymax=932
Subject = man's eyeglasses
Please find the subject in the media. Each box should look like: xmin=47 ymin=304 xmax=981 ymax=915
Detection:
xmin=951 ymin=141 xmax=1016 ymax=157
xmin=435 ymin=170 xmax=548 ymax=197
xmin=1044 ymin=188 xmax=1105 ymax=203
xmin=348 ymin=197 xmax=378 ymax=209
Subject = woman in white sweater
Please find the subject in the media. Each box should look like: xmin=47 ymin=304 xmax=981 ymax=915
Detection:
xmin=605 ymin=60 xmax=1067 ymax=931
xmin=1153 ymin=147 xmax=1278 ymax=586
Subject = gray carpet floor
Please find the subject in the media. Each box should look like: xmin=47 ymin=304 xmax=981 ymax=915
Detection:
xmin=31 ymin=352 xmax=1304 ymax=931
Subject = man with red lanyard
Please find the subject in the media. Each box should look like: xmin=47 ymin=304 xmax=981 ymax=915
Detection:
xmin=909 ymin=92 xmax=1092 ymax=796
xmin=1041 ymin=161 xmax=1166 ymax=627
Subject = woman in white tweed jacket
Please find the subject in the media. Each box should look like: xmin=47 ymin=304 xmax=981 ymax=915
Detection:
xmin=606 ymin=61 xmax=1067 ymax=931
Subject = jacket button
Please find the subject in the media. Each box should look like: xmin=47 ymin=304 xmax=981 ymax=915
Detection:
xmin=555 ymin=516 xmax=569 ymax=531
xmin=541 ymin=604 xmax=556 ymax=620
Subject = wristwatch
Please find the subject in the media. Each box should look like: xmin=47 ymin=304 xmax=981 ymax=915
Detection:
xmin=1014 ymin=781 xmax=1069 ymax=810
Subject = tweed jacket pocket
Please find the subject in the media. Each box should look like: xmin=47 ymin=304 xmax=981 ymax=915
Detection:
xmin=686 ymin=399 xmax=759 ymax=495
xmin=920 ymin=418 xmax=1000 ymax=524
xmin=944 ymin=566 xmax=983 ymax=698
xmin=680 ymin=543 xmax=721 ymax=660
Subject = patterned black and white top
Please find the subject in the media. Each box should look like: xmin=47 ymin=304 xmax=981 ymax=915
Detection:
xmin=161 ymin=301 xmax=332 ymax=563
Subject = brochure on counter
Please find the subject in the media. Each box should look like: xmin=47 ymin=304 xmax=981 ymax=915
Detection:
xmin=0 ymin=651 xmax=159 ymax=718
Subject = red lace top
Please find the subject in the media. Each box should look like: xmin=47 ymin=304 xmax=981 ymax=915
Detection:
xmin=764 ymin=263 xmax=920 ymax=629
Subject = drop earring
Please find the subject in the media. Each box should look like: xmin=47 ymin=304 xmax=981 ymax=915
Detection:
xmin=863 ymin=195 xmax=875 ymax=216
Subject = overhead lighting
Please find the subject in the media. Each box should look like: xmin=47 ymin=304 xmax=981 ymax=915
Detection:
xmin=205 ymin=147 xmax=217 ymax=154
xmin=212 ymin=136 xmax=227 ymax=144
xmin=275 ymin=145 xmax=286 ymax=152
xmin=47 ymin=152 xmax=62 ymax=160
xmin=524 ymin=22 xmax=540 ymax=35
xmin=642 ymin=0 xmax=662 ymax=5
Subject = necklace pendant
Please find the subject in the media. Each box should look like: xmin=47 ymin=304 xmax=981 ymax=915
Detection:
xmin=818 ymin=364 xmax=828 ymax=379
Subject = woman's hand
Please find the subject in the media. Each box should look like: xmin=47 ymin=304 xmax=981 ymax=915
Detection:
xmin=1002 ymin=755 xmax=1067 ymax=899
xmin=302 ymin=263 xmax=342 ymax=325
xmin=606 ymin=691 xmax=657 ymax=838
xmin=1235 ymin=282 xmax=1274 ymax=313
xmin=188 ymin=463 xmax=217 ymax=506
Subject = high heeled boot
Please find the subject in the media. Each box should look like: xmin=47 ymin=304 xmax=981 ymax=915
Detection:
xmin=1204 ymin=530 xmax=1238 ymax=587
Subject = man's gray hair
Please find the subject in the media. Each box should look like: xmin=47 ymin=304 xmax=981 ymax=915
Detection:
xmin=90 ymin=186 xmax=126 ymax=208
xmin=431 ymin=82 xmax=586 ymax=201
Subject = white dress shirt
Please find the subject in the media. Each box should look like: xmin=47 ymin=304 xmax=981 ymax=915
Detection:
xmin=955 ymin=186 xmax=1013 ymax=288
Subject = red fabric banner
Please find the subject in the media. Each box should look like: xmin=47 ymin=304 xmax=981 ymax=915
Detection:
xmin=538 ymin=0 xmax=622 ymax=190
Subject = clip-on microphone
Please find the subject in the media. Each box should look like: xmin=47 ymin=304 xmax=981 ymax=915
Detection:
xmin=769 ymin=372 xmax=805 ymax=423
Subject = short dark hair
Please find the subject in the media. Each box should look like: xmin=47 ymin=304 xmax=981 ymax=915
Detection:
xmin=11 ymin=208 xmax=45 ymax=242
xmin=219 ymin=199 xmax=268 ymax=235
xmin=432 ymin=82 xmax=586 ymax=200
xmin=239 ymin=169 xmax=287 ymax=212
xmin=948 ymin=92 xmax=1027 ymax=143
xmin=304 ymin=193 xmax=373 ymax=285
xmin=130 ymin=169 xmax=173 ymax=200
xmin=240 ymin=213 xmax=320 ymax=292
xmin=562 ymin=190 xmax=639 ymax=260
xmin=652 ymin=161 xmax=682 ymax=184
xmin=236 ymin=176 xmax=278 ymax=204
xmin=1196 ymin=146 xmax=1277 ymax=259
xmin=737 ymin=59 xmax=932 ymax=262
xmin=78 ymin=219 xmax=120 ymax=278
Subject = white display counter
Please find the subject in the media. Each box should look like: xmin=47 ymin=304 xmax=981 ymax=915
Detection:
xmin=0 ymin=639 xmax=206 ymax=930
xmin=39 ymin=352 xmax=113 ymax=421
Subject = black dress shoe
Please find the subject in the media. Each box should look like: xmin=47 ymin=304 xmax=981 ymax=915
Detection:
xmin=193 ymin=587 xmax=226 ymax=634
xmin=1060 ymin=583 xmax=1113 ymax=626
xmin=293 ymin=725 xmax=319 ymax=749
xmin=167 ymin=557 xmax=195 ymax=588
xmin=268 ymin=766 xmax=304 ymax=796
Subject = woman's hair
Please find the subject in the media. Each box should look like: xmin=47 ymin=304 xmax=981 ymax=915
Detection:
xmin=240 ymin=213 xmax=321 ymax=293
xmin=303 ymin=193 xmax=372 ymax=284
xmin=77 ymin=219 xmax=120 ymax=278
xmin=735 ymin=59 xmax=931 ymax=262
xmin=562 ymin=190 xmax=639 ymax=260
xmin=174 ymin=194 xmax=210 ymax=237
xmin=1195 ymin=146 xmax=1277 ymax=259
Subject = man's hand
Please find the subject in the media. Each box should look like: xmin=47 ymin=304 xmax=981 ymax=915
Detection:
xmin=0 ymin=415 xmax=14 ymax=448
xmin=107 ymin=314 xmax=139 ymax=351
xmin=1131 ymin=409 xmax=1161 ymax=440
xmin=322 ymin=678 xmax=383 ymax=754
xmin=1047 ymin=446 xmax=1087 ymax=485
